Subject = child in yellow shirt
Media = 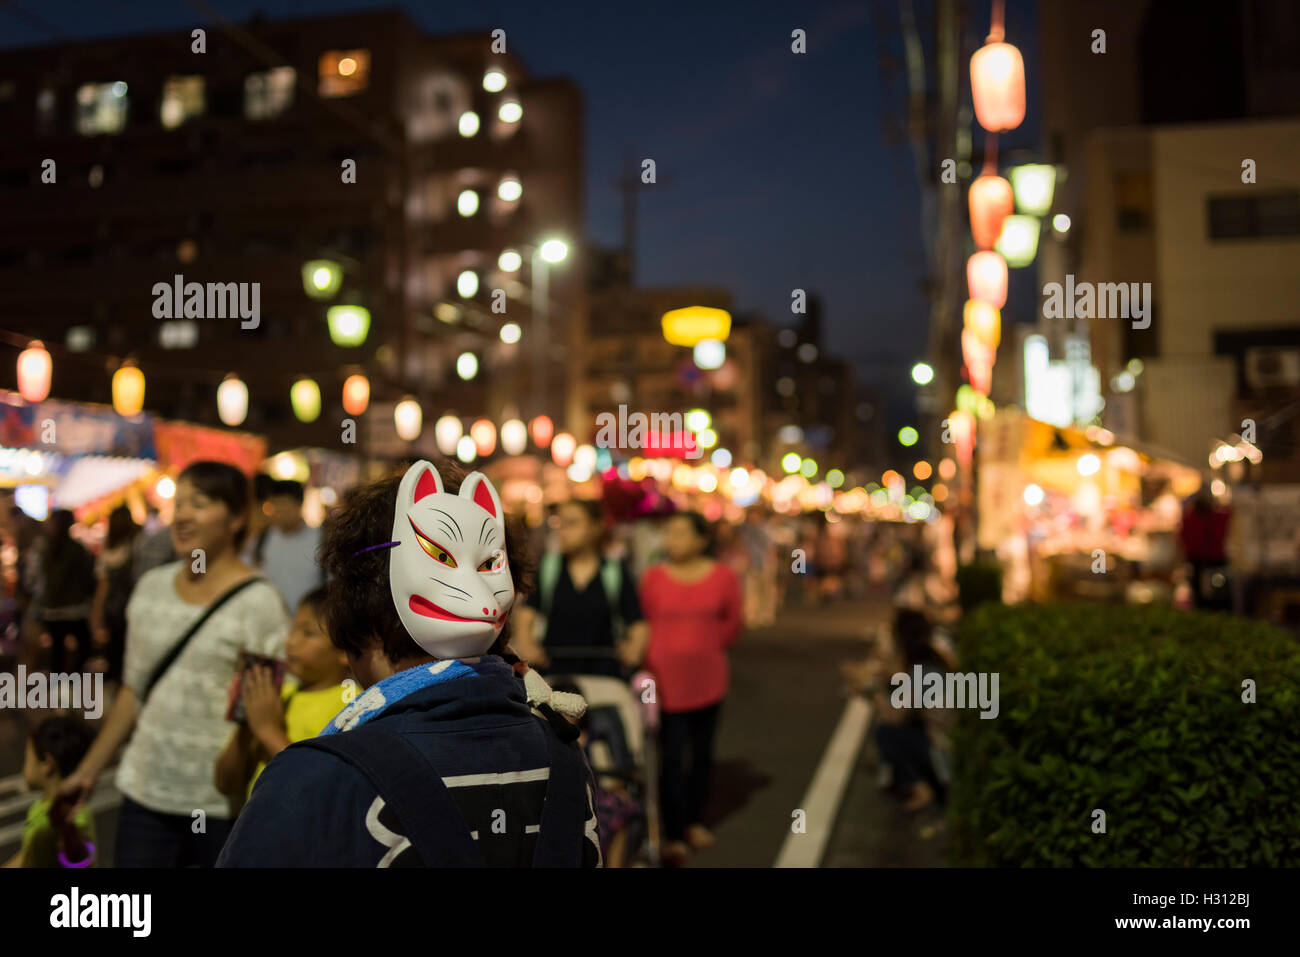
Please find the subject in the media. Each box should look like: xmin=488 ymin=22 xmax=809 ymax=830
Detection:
xmin=216 ymin=587 xmax=353 ymax=809
xmin=4 ymin=717 xmax=96 ymax=868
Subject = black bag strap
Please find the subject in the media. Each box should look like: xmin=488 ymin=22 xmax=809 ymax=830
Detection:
xmin=141 ymin=577 xmax=265 ymax=704
xmin=531 ymin=712 xmax=591 ymax=868
xmin=292 ymin=725 xmax=484 ymax=867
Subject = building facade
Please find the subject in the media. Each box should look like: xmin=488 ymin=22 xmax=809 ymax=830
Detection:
xmin=0 ymin=9 xmax=585 ymax=455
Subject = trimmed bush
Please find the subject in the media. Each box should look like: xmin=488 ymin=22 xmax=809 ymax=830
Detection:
xmin=950 ymin=603 xmax=1300 ymax=866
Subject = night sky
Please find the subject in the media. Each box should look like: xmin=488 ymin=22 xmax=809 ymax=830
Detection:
xmin=2 ymin=0 xmax=1038 ymax=430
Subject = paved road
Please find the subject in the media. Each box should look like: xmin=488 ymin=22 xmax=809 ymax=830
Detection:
xmin=687 ymin=593 xmax=897 ymax=867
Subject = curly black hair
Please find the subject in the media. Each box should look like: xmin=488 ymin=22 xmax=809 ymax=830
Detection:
xmin=318 ymin=460 xmax=534 ymax=663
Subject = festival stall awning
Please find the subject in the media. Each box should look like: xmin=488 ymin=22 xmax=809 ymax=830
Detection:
xmin=52 ymin=456 xmax=156 ymax=509
xmin=153 ymin=420 xmax=265 ymax=476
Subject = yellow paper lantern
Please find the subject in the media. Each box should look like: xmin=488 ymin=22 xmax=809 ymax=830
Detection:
xmin=963 ymin=299 xmax=1001 ymax=349
xmin=112 ymin=362 xmax=145 ymax=417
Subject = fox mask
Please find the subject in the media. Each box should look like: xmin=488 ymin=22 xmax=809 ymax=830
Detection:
xmin=389 ymin=460 xmax=515 ymax=658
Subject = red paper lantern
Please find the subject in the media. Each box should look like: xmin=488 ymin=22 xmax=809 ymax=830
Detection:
xmin=971 ymin=36 xmax=1025 ymax=133
xmin=342 ymin=374 xmax=370 ymax=416
xmin=530 ymin=415 xmax=554 ymax=448
xmin=969 ymin=173 xmax=1015 ymax=250
xmin=17 ymin=340 xmax=52 ymax=403
xmin=949 ymin=410 xmax=976 ymax=469
xmin=967 ymin=251 xmax=1008 ymax=308
xmin=470 ymin=419 xmax=497 ymax=457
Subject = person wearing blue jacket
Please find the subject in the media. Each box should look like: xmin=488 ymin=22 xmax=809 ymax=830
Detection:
xmin=217 ymin=460 xmax=601 ymax=868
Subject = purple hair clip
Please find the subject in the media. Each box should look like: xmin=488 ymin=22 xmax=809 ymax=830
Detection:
xmin=352 ymin=541 xmax=400 ymax=559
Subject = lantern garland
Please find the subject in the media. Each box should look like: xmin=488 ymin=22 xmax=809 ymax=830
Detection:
xmin=956 ymin=0 xmax=1030 ymax=497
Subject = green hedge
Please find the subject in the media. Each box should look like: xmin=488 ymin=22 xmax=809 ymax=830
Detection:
xmin=950 ymin=603 xmax=1300 ymax=866
xmin=956 ymin=561 xmax=1003 ymax=614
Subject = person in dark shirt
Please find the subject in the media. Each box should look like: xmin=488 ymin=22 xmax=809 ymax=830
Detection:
xmin=216 ymin=460 xmax=601 ymax=867
xmin=514 ymin=499 xmax=646 ymax=680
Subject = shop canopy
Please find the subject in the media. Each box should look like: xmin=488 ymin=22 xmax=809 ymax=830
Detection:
xmin=52 ymin=456 xmax=155 ymax=509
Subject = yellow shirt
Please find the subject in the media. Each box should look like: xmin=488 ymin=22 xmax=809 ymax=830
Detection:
xmin=21 ymin=797 xmax=96 ymax=868
xmin=248 ymin=681 xmax=350 ymax=796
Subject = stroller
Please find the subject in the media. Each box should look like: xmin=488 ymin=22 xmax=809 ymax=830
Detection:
xmin=544 ymin=647 xmax=662 ymax=867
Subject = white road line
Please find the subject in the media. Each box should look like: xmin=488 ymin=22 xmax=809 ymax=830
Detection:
xmin=774 ymin=695 xmax=872 ymax=868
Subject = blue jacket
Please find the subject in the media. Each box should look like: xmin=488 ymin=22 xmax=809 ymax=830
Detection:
xmin=216 ymin=660 xmax=601 ymax=867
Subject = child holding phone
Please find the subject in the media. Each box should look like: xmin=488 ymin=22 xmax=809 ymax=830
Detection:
xmin=215 ymin=586 xmax=352 ymax=809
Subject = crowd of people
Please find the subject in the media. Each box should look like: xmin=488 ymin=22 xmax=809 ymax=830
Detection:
xmin=1 ymin=458 xmax=776 ymax=868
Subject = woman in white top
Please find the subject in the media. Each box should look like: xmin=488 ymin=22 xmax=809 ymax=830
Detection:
xmin=61 ymin=461 xmax=289 ymax=867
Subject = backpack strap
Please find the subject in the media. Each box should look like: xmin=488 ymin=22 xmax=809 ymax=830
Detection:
xmin=599 ymin=559 xmax=625 ymax=642
xmin=292 ymin=725 xmax=484 ymax=867
xmin=531 ymin=713 xmax=594 ymax=868
xmin=538 ymin=551 xmax=563 ymax=619
xmin=141 ymin=577 xmax=265 ymax=705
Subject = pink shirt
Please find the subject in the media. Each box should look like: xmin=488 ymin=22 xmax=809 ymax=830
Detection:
xmin=639 ymin=563 xmax=743 ymax=713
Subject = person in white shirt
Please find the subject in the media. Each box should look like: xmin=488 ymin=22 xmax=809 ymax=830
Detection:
xmin=253 ymin=479 xmax=323 ymax=614
xmin=59 ymin=460 xmax=289 ymax=867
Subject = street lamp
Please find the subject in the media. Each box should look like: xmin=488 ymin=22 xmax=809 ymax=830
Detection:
xmin=994 ymin=215 xmax=1040 ymax=267
xmin=302 ymin=260 xmax=342 ymax=299
xmin=1009 ymin=164 xmax=1057 ymax=217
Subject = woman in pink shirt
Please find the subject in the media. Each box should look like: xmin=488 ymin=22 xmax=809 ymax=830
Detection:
xmin=639 ymin=511 xmax=742 ymax=865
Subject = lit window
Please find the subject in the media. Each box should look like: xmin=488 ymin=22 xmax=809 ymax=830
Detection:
xmin=245 ymin=66 xmax=296 ymax=120
xmin=319 ymin=50 xmax=370 ymax=97
xmin=159 ymin=320 xmax=198 ymax=349
xmin=160 ymin=75 xmax=205 ymax=129
xmin=75 ymin=82 xmax=129 ymax=135
xmin=36 ymin=89 xmax=56 ymax=133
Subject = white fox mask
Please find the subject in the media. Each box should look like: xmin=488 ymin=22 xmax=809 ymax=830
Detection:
xmin=389 ymin=460 xmax=514 ymax=658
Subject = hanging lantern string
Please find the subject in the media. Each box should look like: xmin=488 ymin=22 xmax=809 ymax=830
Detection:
xmin=982 ymin=131 xmax=999 ymax=176
xmin=988 ymin=0 xmax=1005 ymax=43
xmin=0 ymin=325 xmax=371 ymax=387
